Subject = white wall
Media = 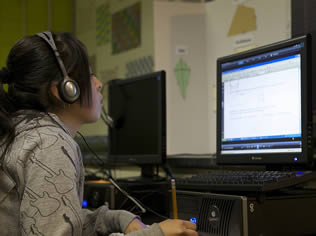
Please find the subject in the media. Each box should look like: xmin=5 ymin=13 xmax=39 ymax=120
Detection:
xmin=154 ymin=0 xmax=291 ymax=156
xmin=154 ymin=2 xmax=208 ymax=155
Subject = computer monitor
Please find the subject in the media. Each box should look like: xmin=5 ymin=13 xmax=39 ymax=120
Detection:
xmin=216 ymin=35 xmax=314 ymax=168
xmin=108 ymin=71 xmax=166 ymax=180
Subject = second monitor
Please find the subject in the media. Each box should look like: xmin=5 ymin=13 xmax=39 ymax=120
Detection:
xmin=108 ymin=71 xmax=166 ymax=181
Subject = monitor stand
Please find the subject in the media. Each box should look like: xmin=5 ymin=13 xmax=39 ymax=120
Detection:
xmin=117 ymin=165 xmax=166 ymax=184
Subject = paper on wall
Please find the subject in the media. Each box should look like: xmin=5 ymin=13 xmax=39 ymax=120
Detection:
xmin=228 ymin=5 xmax=257 ymax=37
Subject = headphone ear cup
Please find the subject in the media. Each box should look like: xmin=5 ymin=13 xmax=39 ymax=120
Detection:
xmin=58 ymin=77 xmax=80 ymax=104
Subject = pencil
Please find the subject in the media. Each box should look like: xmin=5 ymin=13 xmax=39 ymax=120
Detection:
xmin=171 ymin=178 xmax=178 ymax=219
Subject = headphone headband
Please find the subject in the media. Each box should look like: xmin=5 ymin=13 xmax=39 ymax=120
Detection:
xmin=36 ymin=32 xmax=69 ymax=79
xmin=36 ymin=31 xmax=80 ymax=104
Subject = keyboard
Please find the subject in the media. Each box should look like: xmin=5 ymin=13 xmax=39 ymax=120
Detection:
xmin=175 ymin=170 xmax=316 ymax=192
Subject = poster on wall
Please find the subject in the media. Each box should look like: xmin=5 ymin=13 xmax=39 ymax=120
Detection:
xmin=227 ymin=5 xmax=257 ymax=37
xmin=96 ymin=3 xmax=111 ymax=46
xmin=112 ymin=2 xmax=141 ymax=54
xmin=174 ymin=58 xmax=191 ymax=99
xmin=125 ymin=55 xmax=154 ymax=78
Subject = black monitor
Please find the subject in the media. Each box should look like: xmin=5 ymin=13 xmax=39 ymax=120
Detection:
xmin=216 ymin=35 xmax=314 ymax=169
xmin=108 ymin=71 xmax=166 ymax=180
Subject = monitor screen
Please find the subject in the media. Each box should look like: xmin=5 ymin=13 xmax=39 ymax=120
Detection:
xmin=108 ymin=71 xmax=166 ymax=167
xmin=216 ymin=35 xmax=313 ymax=166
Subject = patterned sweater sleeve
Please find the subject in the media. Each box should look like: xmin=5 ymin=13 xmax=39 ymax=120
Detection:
xmin=19 ymin=127 xmax=164 ymax=236
xmin=19 ymin=128 xmax=83 ymax=235
xmin=19 ymin=128 xmax=130 ymax=235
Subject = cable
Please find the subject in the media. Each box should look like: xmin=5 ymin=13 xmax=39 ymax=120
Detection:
xmin=100 ymin=113 xmax=113 ymax=128
xmin=76 ymin=131 xmax=112 ymax=178
xmin=101 ymin=107 xmax=114 ymax=128
xmin=108 ymin=178 xmax=146 ymax=214
xmin=76 ymin=133 xmax=148 ymax=214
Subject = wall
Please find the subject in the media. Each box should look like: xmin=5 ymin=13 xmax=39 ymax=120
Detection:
xmin=0 ymin=1 xmax=22 ymax=67
xmin=153 ymin=2 xmax=208 ymax=155
xmin=0 ymin=0 xmax=72 ymax=68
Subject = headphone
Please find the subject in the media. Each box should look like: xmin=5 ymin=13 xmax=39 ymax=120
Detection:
xmin=36 ymin=31 xmax=80 ymax=104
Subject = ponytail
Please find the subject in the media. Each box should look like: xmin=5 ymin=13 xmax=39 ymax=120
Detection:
xmin=0 ymin=67 xmax=15 ymax=159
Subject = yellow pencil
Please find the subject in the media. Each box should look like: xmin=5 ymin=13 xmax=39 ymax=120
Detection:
xmin=171 ymin=178 xmax=178 ymax=219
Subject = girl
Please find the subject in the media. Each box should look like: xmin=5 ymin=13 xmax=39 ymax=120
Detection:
xmin=0 ymin=32 xmax=197 ymax=236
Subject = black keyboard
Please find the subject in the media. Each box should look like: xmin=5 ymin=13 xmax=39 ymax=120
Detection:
xmin=175 ymin=170 xmax=316 ymax=192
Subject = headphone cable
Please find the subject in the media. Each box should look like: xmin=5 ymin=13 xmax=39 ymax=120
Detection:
xmin=76 ymin=131 xmax=112 ymax=178
xmin=76 ymin=131 xmax=147 ymax=214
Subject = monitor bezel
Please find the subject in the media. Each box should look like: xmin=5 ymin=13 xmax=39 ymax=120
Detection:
xmin=216 ymin=35 xmax=313 ymax=167
xmin=108 ymin=70 xmax=166 ymax=166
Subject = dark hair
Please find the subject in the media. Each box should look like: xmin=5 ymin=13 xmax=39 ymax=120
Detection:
xmin=0 ymin=32 xmax=91 ymax=151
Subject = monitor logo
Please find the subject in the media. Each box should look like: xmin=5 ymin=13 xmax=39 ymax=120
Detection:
xmin=251 ymin=156 xmax=262 ymax=161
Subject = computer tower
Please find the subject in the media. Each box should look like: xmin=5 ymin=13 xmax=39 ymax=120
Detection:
xmin=83 ymin=180 xmax=116 ymax=209
xmin=172 ymin=190 xmax=316 ymax=236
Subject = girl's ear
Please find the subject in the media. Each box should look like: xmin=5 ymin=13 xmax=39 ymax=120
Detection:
xmin=50 ymin=84 xmax=62 ymax=101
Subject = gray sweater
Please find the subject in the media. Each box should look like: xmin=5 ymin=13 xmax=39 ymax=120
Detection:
xmin=0 ymin=111 xmax=164 ymax=236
